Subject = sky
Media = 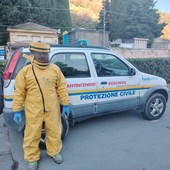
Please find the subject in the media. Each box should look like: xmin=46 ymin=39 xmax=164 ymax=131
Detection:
xmin=155 ymin=0 xmax=170 ymax=14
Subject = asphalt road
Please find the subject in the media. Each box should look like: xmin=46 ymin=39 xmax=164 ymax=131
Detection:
xmin=8 ymin=92 xmax=170 ymax=170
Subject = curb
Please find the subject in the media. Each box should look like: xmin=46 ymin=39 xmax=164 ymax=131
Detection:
xmin=0 ymin=114 xmax=13 ymax=170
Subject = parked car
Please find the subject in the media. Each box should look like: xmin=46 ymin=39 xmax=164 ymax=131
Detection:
xmin=1 ymin=45 xmax=169 ymax=148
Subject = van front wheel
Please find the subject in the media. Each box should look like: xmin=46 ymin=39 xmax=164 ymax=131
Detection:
xmin=142 ymin=93 xmax=166 ymax=120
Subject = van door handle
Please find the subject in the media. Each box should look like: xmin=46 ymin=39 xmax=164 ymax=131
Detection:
xmin=101 ymin=81 xmax=107 ymax=85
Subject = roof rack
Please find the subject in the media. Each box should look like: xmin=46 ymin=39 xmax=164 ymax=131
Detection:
xmin=20 ymin=44 xmax=109 ymax=50
xmin=50 ymin=44 xmax=109 ymax=50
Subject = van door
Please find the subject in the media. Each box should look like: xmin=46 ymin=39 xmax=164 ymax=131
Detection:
xmin=90 ymin=52 xmax=140 ymax=114
xmin=50 ymin=51 xmax=98 ymax=119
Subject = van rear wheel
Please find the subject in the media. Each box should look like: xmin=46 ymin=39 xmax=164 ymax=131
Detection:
xmin=142 ymin=93 xmax=166 ymax=120
xmin=39 ymin=115 xmax=69 ymax=150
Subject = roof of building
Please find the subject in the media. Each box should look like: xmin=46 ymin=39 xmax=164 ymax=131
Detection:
xmin=7 ymin=22 xmax=59 ymax=33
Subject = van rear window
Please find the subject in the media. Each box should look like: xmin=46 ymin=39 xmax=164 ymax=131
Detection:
xmin=12 ymin=52 xmax=31 ymax=79
xmin=3 ymin=48 xmax=31 ymax=81
xmin=3 ymin=49 xmax=22 ymax=80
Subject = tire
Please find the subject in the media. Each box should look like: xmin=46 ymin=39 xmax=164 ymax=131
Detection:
xmin=39 ymin=115 xmax=69 ymax=150
xmin=142 ymin=93 xmax=166 ymax=120
xmin=0 ymin=73 xmax=4 ymax=114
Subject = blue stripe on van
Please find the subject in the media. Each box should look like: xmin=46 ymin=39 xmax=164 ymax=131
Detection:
xmin=68 ymin=87 xmax=149 ymax=96
xmin=4 ymin=87 xmax=150 ymax=100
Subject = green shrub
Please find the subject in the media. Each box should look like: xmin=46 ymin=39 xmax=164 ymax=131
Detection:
xmin=0 ymin=60 xmax=7 ymax=73
xmin=127 ymin=58 xmax=170 ymax=84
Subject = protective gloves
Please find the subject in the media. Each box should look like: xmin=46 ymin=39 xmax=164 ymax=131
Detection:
xmin=13 ymin=111 xmax=22 ymax=125
xmin=62 ymin=105 xmax=70 ymax=117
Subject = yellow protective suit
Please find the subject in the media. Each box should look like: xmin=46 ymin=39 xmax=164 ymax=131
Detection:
xmin=13 ymin=59 xmax=69 ymax=162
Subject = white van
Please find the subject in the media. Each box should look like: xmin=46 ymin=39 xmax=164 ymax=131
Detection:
xmin=1 ymin=45 xmax=169 ymax=148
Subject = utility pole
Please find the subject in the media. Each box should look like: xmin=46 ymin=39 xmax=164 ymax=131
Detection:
xmin=28 ymin=2 xmax=31 ymax=22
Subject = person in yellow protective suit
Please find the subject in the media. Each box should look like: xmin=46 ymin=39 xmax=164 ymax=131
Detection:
xmin=13 ymin=42 xmax=70 ymax=170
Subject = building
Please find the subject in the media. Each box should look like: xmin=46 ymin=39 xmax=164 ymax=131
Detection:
xmin=112 ymin=38 xmax=149 ymax=49
xmin=151 ymin=38 xmax=170 ymax=49
xmin=6 ymin=22 xmax=60 ymax=56
xmin=68 ymin=28 xmax=109 ymax=47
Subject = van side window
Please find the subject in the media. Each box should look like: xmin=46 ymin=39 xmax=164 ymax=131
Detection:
xmin=91 ymin=53 xmax=129 ymax=77
xmin=51 ymin=53 xmax=90 ymax=78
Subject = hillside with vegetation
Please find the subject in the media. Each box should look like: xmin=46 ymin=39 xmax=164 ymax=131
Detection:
xmin=160 ymin=12 xmax=170 ymax=39
xmin=70 ymin=0 xmax=102 ymax=21
xmin=69 ymin=0 xmax=102 ymax=29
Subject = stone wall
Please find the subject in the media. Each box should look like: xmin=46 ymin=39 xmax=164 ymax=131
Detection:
xmin=111 ymin=48 xmax=170 ymax=58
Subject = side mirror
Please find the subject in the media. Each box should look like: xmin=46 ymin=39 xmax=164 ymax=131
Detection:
xmin=129 ymin=68 xmax=136 ymax=76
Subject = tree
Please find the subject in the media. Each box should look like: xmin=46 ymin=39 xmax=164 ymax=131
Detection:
xmin=0 ymin=0 xmax=72 ymax=45
xmin=99 ymin=0 xmax=166 ymax=46
xmin=97 ymin=0 xmax=111 ymax=31
xmin=123 ymin=0 xmax=166 ymax=47
xmin=109 ymin=0 xmax=126 ymax=41
xmin=0 ymin=0 xmax=30 ymax=45
xmin=26 ymin=0 xmax=72 ymax=32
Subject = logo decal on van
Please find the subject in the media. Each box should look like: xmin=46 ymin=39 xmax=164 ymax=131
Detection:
xmin=80 ymin=90 xmax=135 ymax=100
xmin=142 ymin=76 xmax=158 ymax=81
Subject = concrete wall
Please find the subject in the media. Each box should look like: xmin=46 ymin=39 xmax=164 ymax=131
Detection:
xmin=111 ymin=48 xmax=170 ymax=59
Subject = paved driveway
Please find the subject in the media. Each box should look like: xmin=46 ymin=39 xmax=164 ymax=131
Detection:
xmin=5 ymin=90 xmax=170 ymax=170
